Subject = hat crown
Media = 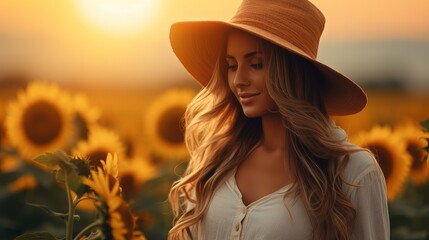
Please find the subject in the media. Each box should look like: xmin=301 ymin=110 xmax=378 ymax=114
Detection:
xmin=230 ymin=0 xmax=325 ymax=59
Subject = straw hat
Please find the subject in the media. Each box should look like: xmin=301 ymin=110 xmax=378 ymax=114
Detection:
xmin=170 ymin=0 xmax=367 ymax=116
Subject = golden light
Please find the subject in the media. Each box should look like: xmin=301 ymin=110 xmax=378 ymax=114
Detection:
xmin=74 ymin=0 xmax=160 ymax=35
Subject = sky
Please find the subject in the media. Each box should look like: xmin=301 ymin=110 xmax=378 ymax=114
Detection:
xmin=0 ymin=0 xmax=428 ymax=89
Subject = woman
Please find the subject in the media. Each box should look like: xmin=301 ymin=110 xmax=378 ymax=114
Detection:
xmin=168 ymin=0 xmax=389 ymax=239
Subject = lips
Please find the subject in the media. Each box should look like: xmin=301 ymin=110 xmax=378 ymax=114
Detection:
xmin=238 ymin=92 xmax=260 ymax=98
xmin=238 ymin=92 xmax=260 ymax=104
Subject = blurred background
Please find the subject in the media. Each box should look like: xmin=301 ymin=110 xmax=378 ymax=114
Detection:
xmin=1 ymin=0 xmax=428 ymax=239
xmin=1 ymin=0 xmax=429 ymax=132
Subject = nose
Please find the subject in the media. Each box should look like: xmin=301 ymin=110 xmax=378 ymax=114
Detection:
xmin=232 ymin=66 xmax=250 ymax=88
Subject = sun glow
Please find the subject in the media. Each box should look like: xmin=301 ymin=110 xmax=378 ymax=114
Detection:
xmin=74 ymin=0 xmax=160 ymax=35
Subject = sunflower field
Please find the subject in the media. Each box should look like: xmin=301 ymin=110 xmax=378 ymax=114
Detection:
xmin=0 ymin=80 xmax=428 ymax=239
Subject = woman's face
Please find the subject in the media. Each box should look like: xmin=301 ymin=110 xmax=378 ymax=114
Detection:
xmin=226 ymin=30 xmax=277 ymax=118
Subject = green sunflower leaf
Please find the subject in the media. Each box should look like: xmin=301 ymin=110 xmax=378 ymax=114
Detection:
xmin=33 ymin=152 xmax=62 ymax=168
xmin=33 ymin=151 xmax=74 ymax=168
xmin=15 ymin=232 xmax=57 ymax=240
xmin=65 ymin=168 xmax=82 ymax=192
xmin=26 ymin=202 xmax=68 ymax=218
xmin=26 ymin=202 xmax=81 ymax=222
xmin=55 ymin=168 xmax=82 ymax=192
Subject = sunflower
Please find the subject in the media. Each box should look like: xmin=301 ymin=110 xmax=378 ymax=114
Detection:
xmin=83 ymin=155 xmax=121 ymax=199
xmin=73 ymin=153 xmax=122 ymax=211
xmin=144 ymin=89 xmax=196 ymax=161
xmin=71 ymin=93 xmax=101 ymax=141
xmin=119 ymin=155 xmax=157 ymax=200
xmin=83 ymin=154 xmax=136 ymax=240
xmin=72 ymin=126 xmax=125 ymax=169
xmin=351 ymin=125 xmax=412 ymax=201
xmin=395 ymin=122 xmax=429 ymax=185
xmin=4 ymin=81 xmax=74 ymax=159
xmin=69 ymin=155 xmax=98 ymax=212
xmin=105 ymin=197 xmax=136 ymax=240
xmin=102 ymin=152 xmax=120 ymax=179
xmin=1 ymin=102 xmax=23 ymax=172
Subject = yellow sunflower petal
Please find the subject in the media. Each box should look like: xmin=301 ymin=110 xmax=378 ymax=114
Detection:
xmin=102 ymin=153 xmax=119 ymax=178
xmin=5 ymin=81 xmax=74 ymax=159
xmin=83 ymin=163 xmax=121 ymax=201
xmin=107 ymin=197 xmax=135 ymax=240
xmin=83 ymin=168 xmax=109 ymax=199
xmin=110 ymin=179 xmax=121 ymax=197
xmin=395 ymin=122 xmax=429 ymax=185
xmin=73 ymin=93 xmax=101 ymax=126
xmin=351 ymin=125 xmax=412 ymax=201
xmin=144 ymin=88 xmax=196 ymax=161
xmin=72 ymin=126 xmax=125 ymax=169
xmin=82 ymin=161 xmax=135 ymax=240
xmin=108 ymin=197 xmax=122 ymax=211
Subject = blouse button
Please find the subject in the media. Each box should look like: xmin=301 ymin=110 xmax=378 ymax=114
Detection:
xmin=235 ymin=224 xmax=240 ymax=231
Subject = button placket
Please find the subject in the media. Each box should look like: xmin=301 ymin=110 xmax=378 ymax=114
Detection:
xmin=231 ymin=205 xmax=248 ymax=239
xmin=241 ymin=206 xmax=247 ymax=214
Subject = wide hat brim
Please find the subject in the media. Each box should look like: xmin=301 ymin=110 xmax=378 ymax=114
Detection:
xmin=170 ymin=21 xmax=367 ymax=116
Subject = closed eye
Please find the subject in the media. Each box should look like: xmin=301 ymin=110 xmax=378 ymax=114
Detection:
xmin=227 ymin=64 xmax=238 ymax=71
xmin=251 ymin=63 xmax=263 ymax=69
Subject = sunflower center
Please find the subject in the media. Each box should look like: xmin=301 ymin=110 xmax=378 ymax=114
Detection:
xmin=70 ymin=158 xmax=91 ymax=177
xmin=368 ymin=144 xmax=393 ymax=178
xmin=87 ymin=149 xmax=108 ymax=169
xmin=407 ymin=142 xmax=426 ymax=170
xmin=157 ymin=106 xmax=185 ymax=144
xmin=22 ymin=100 xmax=62 ymax=145
xmin=120 ymin=173 xmax=136 ymax=200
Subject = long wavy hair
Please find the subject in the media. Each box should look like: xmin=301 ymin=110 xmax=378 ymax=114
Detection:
xmin=169 ymin=33 xmax=358 ymax=240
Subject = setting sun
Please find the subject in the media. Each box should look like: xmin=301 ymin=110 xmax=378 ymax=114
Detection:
xmin=74 ymin=0 xmax=160 ymax=35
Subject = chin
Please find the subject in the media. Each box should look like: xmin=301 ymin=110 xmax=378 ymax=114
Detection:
xmin=242 ymin=110 xmax=261 ymax=118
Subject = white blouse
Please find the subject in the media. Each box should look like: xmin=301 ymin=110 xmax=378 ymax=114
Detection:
xmin=190 ymin=150 xmax=390 ymax=240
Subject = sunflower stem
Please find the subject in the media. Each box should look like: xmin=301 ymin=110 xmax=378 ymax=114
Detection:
xmin=73 ymin=195 xmax=100 ymax=208
xmin=65 ymin=169 xmax=75 ymax=240
xmin=73 ymin=219 xmax=103 ymax=240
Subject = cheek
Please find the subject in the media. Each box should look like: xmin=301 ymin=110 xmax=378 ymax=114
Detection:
xmin=262 ymin=83 xmax=277 ymax=109
xmin=256 ymin=75 xmax=268 ymax=89
xmin=266 ymin=96 xmax=278 ymax=110
xmin=265 ymin=89 xmax=280 ymax=111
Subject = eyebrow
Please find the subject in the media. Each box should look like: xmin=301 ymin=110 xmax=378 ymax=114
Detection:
xmin=225 ymin=51 xmax=262 ymax=60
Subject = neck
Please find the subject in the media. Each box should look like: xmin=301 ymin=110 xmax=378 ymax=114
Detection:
xmin=260 ymin=113 xmax=287 ymax=151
